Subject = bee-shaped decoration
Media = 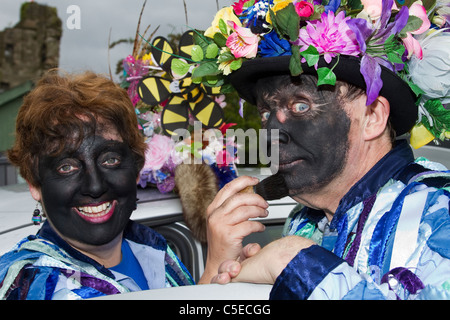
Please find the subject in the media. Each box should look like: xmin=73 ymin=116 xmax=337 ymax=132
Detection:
xmin=138 ymin=31 xmax=224 ymax=136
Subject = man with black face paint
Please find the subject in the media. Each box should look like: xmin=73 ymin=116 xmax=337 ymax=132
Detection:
xmin=202 ymin=0 xmax=450 ymax=300
xmin=0 ymin=71 xmax=194 ymax=299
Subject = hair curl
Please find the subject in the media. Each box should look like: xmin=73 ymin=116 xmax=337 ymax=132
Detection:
xmin=7 ymin=70 xmax=147 ymax=187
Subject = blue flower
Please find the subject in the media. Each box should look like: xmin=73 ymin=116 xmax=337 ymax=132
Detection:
xmin=259 ymin=31 xmax=292 ymax=57
xmin=324 ymin=0 xmax=341 ymax=13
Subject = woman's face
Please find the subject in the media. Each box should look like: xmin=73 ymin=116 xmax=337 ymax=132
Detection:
xmin=35 ymin=127 xmax=138 ymax=246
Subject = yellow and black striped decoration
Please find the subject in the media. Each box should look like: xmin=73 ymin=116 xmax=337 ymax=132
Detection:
xmin=138 ymin=76 xmax=172 ymax=106
xmin=137 ymin=30 xmax=225 ymax=136
xmin=152 ymin=36 xmax=175 ymax=71
xmin=188 ymin=92 xmax=224 ymax=129
xmin=161 ymin=96 xmax=189 ymax=136
xmin=178 ymin=30 xmax=195 ymax=60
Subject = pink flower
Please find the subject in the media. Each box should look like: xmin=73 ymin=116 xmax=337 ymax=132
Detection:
xmin=143 ymin=134 xmax=174 ymax=171
xmin=226 ymin=21 xmax=259 ymax=59
xmin=403 ymin=33 xmax=423 ymax=59
xmin=216 ymin=149 xmax=235 ymax=167
xmin=402 ymin=2 xmax=431 ymax=59
xmin=409 ymin=2 xmax=431 ymax=34
xmin=296 ymin=11 xmax=360 ymax=64
xmin=294 ymin=1 xmax=314 ymax=18
xmin=232 ymin=0 xmax=252 ymax=15
xmin=360 ymin=0 xmax=398 ymax=20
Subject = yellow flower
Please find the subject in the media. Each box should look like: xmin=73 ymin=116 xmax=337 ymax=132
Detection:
xmin=267 ymin=0 xmax=294 ymax=24
xmin=141 ymin=53 xmax=152 ymax=62
xmin=218 ymin=48 xmax=234 ymax=75
xmin=205 ymin=7 xmax=242 ymax=38
xmin=410 ymin=123 xmax=435 ymax=149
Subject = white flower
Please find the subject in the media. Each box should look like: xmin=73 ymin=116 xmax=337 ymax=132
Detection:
xmin=408 ymin=30 xmax=450 ymax=104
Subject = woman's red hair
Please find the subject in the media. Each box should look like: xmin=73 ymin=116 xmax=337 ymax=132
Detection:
xmin=8 ymin=70 xmax=147 ymax=187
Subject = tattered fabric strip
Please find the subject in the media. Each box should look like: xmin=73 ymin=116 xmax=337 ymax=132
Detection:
xmin=345 ymin=194 xmax=376 ymax=266
xmin=368 ymin=182 xmax=419 ymax=270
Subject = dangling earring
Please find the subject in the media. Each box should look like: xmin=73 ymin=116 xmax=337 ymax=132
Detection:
xmin=32 ymin=202 xmax=43 ymax=225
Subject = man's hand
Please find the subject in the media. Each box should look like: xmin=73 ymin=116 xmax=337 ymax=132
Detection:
xmin=199 ymin=176 xmax=269 ymax=284
xmin=212 ymin=236 xmax=315 ymax=285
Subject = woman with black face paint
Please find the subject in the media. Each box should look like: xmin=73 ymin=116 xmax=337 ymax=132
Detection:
xmin=0 ymin=71 xmax=194 ymax=299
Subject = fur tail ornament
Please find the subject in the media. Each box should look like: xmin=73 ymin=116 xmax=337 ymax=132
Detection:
xmin=175 ymin=163 xmax=219 ymax=243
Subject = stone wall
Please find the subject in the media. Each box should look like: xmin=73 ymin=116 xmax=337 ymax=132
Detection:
xmin=0 ymin=2 xmax=62 ymax=91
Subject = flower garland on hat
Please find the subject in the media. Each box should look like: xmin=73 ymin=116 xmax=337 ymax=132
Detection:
xmin=171 ymin=0 xmax=450 ymax=149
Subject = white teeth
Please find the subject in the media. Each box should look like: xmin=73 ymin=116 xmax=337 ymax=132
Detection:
xmin=77 ymin=202 xmax=111 ymax=217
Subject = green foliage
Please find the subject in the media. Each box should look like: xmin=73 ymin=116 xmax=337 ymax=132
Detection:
xmin=269 ymin=4 xmax=300 ymax=41
xmin=223 ymin=91 xmax=264 ymax=167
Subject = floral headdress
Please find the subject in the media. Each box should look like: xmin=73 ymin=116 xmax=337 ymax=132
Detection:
xmin=171 ymin=0 xmax=450 ymax=149
xmin=119 ymin=6 xmax=238 ymax=193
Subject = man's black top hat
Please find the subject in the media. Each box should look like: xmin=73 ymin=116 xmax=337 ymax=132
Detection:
xmin=228 ymin=55 xmax=418 ymax=136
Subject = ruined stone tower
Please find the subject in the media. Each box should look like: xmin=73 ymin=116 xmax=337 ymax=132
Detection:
xmin=0 ymin=2 xmax=62 ymax=91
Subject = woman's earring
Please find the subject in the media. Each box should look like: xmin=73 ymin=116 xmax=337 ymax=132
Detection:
xmin=32 ymin=203 xmax=43 ymax=225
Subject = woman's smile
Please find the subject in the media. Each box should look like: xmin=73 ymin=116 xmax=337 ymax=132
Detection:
xmin=74 ymin=200 xmax=116 ymax=224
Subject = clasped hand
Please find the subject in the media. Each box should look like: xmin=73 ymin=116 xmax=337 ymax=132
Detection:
xmin=200 ymin=175 xmax=314 ymax=285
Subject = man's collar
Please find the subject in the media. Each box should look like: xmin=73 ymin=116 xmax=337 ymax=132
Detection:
xmin=330 ymin=140 xmax=415 ymax=229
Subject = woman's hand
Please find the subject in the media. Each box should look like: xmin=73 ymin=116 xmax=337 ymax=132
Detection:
xmin=199 ymin=176 xmax=269 ymax=284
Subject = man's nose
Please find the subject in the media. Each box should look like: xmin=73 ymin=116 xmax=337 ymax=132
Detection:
xmin=266 ymin=110 xmax=291 ymax=145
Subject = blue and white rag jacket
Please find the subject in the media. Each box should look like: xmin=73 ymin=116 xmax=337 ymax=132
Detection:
xmin=270 ymin=140 xmax=450 ymax=300
xmin=0 ymin=220 xmax=194 ymax=300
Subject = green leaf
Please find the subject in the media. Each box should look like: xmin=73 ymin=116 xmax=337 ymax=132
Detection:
xmin=191 ymin=76 xmax=202 ymax=84
xmin=206 ymin=43 xmax=219 ymax=59
xmin=206 ymin=76 xmax=225 ymax=87
xmin=289 ymin=45 xmax=303 ymax=76
xmin=219 ymin=83 xmax=234 ymax=94
xmin=229 ymin=58 xmax=242 ymax=71
xmin=213 ymin=32 xmax=227 ymax=48
xmin=422 ymin=0 xmax=436 ymax=11
xmin=191 ymin=141 xmax=203 ymax=158
xmin=218 ymin=51 xmax=235 ymax=63
xmin=316 ymin=67 xmax=336 ymax=86
xmin=421 ymin=99 xmax=450 ymax=138
xmin=191 ymin=45 xmax=204 ymax=62
xmin=386 ymin=52 xmax=404 ymax=65
xmin=299 ymin=45 xmax=319 ymax=67
xmin=219 ymin=19 xmax=228 ymax=35
xmin=205 ymin=76 xmax=218 ymax=85
xmin=270 ymin=4 xmax=300 ymax=41
xmin=401 ymin=16 xmax=424 ymax=36
xmin=192 ymin=61 xmax=220 ymax=78
xmin=171 ymin=59 xmax=191 ymax=77
xmin=406 ymin=80 xmax=424 ymax=96
xmin=193 ymin=32 xmax=211 ymax=51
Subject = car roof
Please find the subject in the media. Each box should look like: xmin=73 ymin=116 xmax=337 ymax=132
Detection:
xmin=93 ymin=282 xmax=273 ymax=300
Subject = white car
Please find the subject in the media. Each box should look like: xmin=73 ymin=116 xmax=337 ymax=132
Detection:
xmin=0 ymin=167 xmax=294 ymax=299
xmin=0 ymin=145 xmax=449 ymax=300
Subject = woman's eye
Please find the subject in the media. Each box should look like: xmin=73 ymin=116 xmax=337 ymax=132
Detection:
xmin=57 ymin=164 xmax=77 ymax=174
xmin=261 ymin=111 xmax=271 ymax=121
xmin=292 ymin=103 xmax=310 ymax=113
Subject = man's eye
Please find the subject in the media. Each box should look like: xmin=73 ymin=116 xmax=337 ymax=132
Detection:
xmin=292 ymin=103 xmax=310 ymax=113
xmin=103 ymin=157 xmax=120 ymax=167
xmin=261 ymin=111 xmax=271 ymax=121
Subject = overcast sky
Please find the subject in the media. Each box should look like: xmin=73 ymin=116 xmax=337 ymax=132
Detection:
xmin=0 ymin=0 xmax=233 ymax=80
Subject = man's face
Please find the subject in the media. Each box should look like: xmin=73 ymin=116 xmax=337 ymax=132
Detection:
xmin=37 ymin=128 xmax=138 ymax=246
xmin=257 ymin=75 xmax=352 ymax=196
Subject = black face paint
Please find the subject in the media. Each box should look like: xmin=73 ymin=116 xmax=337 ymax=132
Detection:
xmin=38 ymin=134 xmax=138 ymax=246
xmin=256 ymin=75 xmax=351 ymax=196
